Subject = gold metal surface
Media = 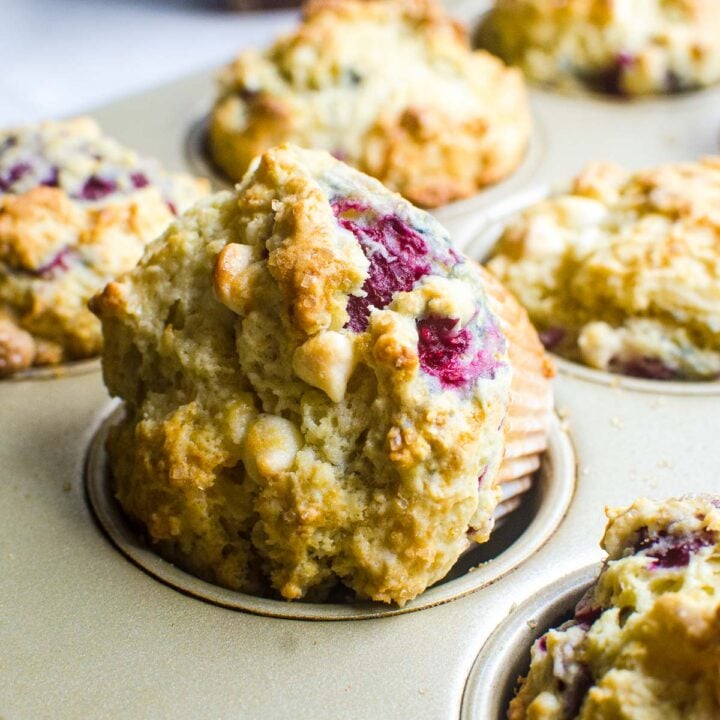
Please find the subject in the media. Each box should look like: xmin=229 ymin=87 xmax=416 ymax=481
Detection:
xmin=6 ymin=358 xmax=100 ymax=382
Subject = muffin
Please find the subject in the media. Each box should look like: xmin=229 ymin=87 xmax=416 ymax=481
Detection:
xmin=92 ymin=144 xmax=552 ymax=605
xmin=208 ymin=0 xmax=531 ymax=208
xmin=0 ymin=117 xmax=209 ymax=376
xmin=509 ymin=495 xmax=720 ymax=719
xmin=484 ymin=0 xmax=720 ymax=95
xmin=487 ymin=158 xmax=720 ymax=381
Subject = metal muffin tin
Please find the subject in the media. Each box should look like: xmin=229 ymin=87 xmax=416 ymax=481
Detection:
xmin=3 ymin=2 xmax=720 ymax=716
xmin=461 ymin=565 xmax=598 ymax=720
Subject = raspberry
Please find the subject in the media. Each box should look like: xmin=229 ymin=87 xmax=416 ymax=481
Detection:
xmin=333 ymin=200 xmax=432 ymax=332
xmin=610 ymin=355 xmax=679 ymax=380
xmin=35 ymin=247 xmax=76 ymax=278
xmin=130 ymin=172 xmax=150 ymax=189
xmin=417 ymin=316 xmax=503 ymax=389
xmin=79 ymin=175 xmax=117 ymax=200
xmin=634 ymin=528 xmax=715 ymax=569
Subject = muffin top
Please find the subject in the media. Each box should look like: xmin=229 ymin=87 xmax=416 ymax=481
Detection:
xmin=92 ymin=144 xmax=513 ymax=605
xmin=485 ymin=0 xmax=720 ymax=95
xmin=488 ymin=158 xmax=720 ymax=381
xmin=209 ymin=0 xmax=530 ymax=207
xmin=509 ymin=495 xmax=720 ymax=719
xmin=0 ymin=117 xmax=208 ymax=374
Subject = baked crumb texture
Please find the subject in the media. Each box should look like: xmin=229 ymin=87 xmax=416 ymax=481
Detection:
xmin=209 ymin=0 xmax=530 ymax=208
xmin=92 ymin=144 xmax=524 ymax=605
xmin=0 ymin=117 xmax=209 ymax=376
xmin=509 ymin=495 xmax=720 ymax=720
xmin=488 ymin=157 xmax=720 ymax=381
xmin=485 ymin=0 xmax=720 ymax=95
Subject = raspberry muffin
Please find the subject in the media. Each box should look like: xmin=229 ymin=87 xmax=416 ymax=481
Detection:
xmin=488 ymin=158 xmax=720 ymax=381
xmin=0 ymin=117 xmax=209 ymax=377
xmin=208 ymin=0 xmax=530 ymax=208
xmin=92 ymin=145 xmax=552 ymax=605
xmin=485 ymin=0 xmax=720 ymax=95
xmin=509 ymin=495 xmax=720 ymax=719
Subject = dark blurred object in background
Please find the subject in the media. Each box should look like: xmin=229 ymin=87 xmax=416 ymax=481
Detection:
xmin=225 ymin=0 xmax=301 ymax=9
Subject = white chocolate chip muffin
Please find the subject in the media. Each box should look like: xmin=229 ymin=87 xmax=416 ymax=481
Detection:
xmin=92 ymin=144 xmax=552 ymax=605
xmin=0 ymin=117 xmax=209 ymax=376
xmin=484 ymin=0 xmax=720 ymax=95
xmin=488 ymin=158 xmax=720 ymax=381
xmin=509 ymin=495 xmax=720 ymax=719
xmin=209 ymin=0 xmax=530 ymax=208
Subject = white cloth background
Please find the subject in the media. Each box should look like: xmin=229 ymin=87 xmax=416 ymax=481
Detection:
xmin=2 ymin=0 xmax=297 ymax=127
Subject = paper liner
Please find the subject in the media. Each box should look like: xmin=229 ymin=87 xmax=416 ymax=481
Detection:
xmin=495 ymin=476 xmax=534 ymax=522
xmin=481 ymin=265 xmax=555 ymax=525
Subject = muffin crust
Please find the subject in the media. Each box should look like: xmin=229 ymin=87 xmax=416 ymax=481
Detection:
xmin=209 ymin=0 xmax=530 ymax=207
xmin=0 ymin=118 xmax=208 ymax=375
xmin=485 ymin=0 xmax=720 ymax=95
xmin=93 ymin=145 xmax=515 ymax=604
xmin=488 ymin=158 xmax=720 ymax=381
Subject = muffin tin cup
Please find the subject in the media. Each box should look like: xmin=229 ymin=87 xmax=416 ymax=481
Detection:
xmin=460 ymin=565 xmax=597 ymax=720
xmin=85 ymin=404 xmax=576 ymax=620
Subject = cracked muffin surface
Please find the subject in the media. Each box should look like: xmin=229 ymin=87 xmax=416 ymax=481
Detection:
xmin=488 ymin=158 xmax=720 ymax=381
xmin=209 ymin=0 xmax=530 ymax=208
xmin=485 ymin=0 xmax=720 ymax=95
xmin=91 ymin=144 xmax=527 ymax=605
xmin=509 ymin=495 xmax=720 ymax=720
xmin=0 ymin=117 xmax=209 ymax=376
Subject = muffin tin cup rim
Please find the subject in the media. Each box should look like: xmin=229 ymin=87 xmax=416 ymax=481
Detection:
xmin=552 ymin=356 xmax=720 ymax=396
xmin=85 ymin=403 xmax=576 ymax=621
xmin=3 ymin=357 xmax=101 ymax=383
xmin=460 ymin=564 xmax=598 ymax=720
xmin=517 ymin=78 xmax=720 ymax=107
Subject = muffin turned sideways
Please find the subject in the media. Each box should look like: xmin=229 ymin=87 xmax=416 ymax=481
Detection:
xmin=92 ymin=145 xmax=552 ymax=605
xmin=209 ymin=0 xmax=531 ymax=208
xmin=509 ymin=495 xmax=720 ymax=719
xmin=0 ymin=117 xmax=209 ymax=376
xmin=488 ymin=158 xmax=720 ymax=381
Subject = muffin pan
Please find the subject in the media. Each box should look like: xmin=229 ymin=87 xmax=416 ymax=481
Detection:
xmin=3 ymin=2 xmax=720 ymax=716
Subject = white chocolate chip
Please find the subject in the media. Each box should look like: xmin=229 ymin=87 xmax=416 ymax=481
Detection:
xmin=556 ymin=196 xmax=608 ymax=228
xmin=578 ymin=321 xmax=622 ymax=370
xmin=292 ymin=330 xmax=357 ymax=403
xmin=243 ymin=415 xmax=302 ymax=477
xmin=213 ymin=243 xmax=256 ymax=315
xmin=424 ymin=277 xmax=476 ymax=326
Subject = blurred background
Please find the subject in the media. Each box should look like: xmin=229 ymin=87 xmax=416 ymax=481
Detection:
xmin=2 ymin=0 xmax=299 ymax=126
